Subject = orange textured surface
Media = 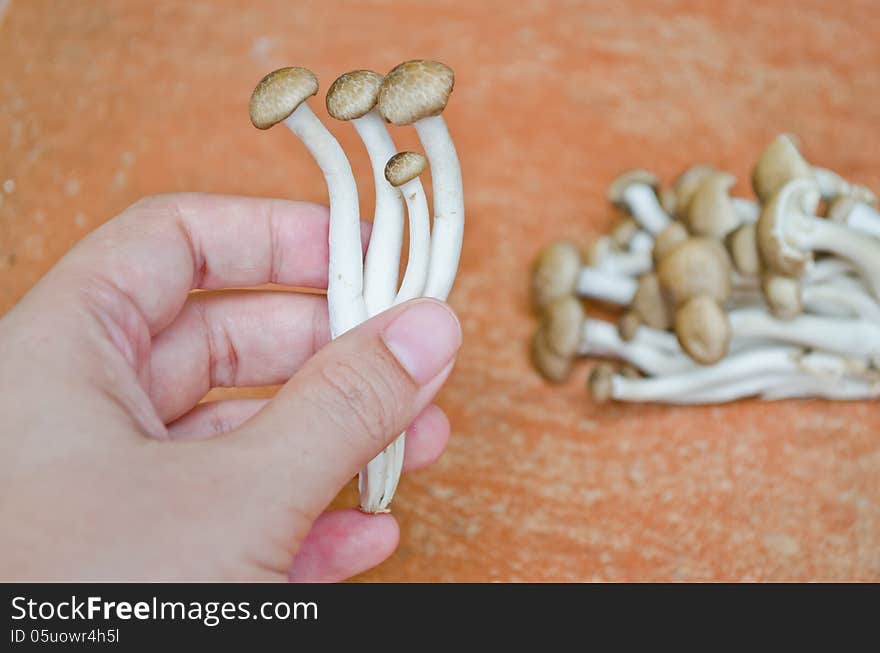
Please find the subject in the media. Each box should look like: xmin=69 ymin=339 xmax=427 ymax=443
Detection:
xmin=1 ymin=1 xmax=879 ymax=581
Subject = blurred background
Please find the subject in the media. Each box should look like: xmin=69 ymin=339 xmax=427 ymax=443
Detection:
xmin=1 ymin=0 xmax=878 ymax=580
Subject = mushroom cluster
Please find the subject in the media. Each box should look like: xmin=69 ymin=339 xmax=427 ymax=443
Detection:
xmin=531 ymin=134 xmax=880 ymax=404
xmin=250 ymin=61 xmax=463 ymax=513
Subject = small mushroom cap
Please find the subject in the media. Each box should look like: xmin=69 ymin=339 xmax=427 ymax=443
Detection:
xmin=752 ymin=134 xmax=813 ymax=202
xmin=674 ymin=295 xmax=731 ymax=365
xmin=617 ymin=310 xmax=643 ymax=341
xmin=686 ymin=171 xmax=740 ymax=239
xmin=542 ymin=296 xmax=585 ymax=358
xmin=588 ymin=363 xmax=617 ymax=403
xmin=250 ymin=67 xmax=318 ymax=130
xmin=631 ymin=272 xmax=672 ymax=330
xmin=584 ymin=235 xmax=614 ymax=267
xmin=377 ymin=60 xmax=454 ymax=126
xmin=652 ymin=221 xmax=689 ymax=267
xmin=671 ymin=164 xmax=716 ymax=218
xmin=825 ymin=195 xmax=858 ymax=225
xmin=757 ymin=177 xmax=821 ymax=277
xmin=762 ymin=273 xmax=802 ymax=320
xmin=608 ymin=169 xmax=660 ymax=208
xmin=726 ymin=222 xmax=761 ymax=277
xmin=657 ymin=237 xmax=733 ymax=308
xmin=326 ymin=70 xmax=384 ymax=121
xmin=531 ymin=240 xmax=582 ymax=308
xmin=532 ymin=329 xmax=574 ymax=383
xmin=384 ymin=151 xmax=428 ymax=187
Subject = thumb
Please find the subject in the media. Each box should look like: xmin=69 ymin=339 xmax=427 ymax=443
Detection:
xmin=226 ymin=298 xmax=461 ymax=516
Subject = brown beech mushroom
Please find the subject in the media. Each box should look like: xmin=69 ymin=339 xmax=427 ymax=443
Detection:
xmin=378 ymin=60 xmax=462 ymax=301
xmin=651 ymin=221 xmax=689 ymax=268
xmin=327 ymin=70 xmax=407 ymax=314
xmin=685 ymin=171 xmax=742 ymax=239
xmin=619 ymin=272 xmax=672 ymax=341
xmin=384 ymin=151 xmax=431 ymax=302
xmin=757 ymin=178 xmax=880 ymax=298
xmin=761 ymin=273 xmax=803 ymax=320
xmin=608 ymin=170 xmax=671 ymax=235
xmin=250 ymin=67 xmax=367 ymax=337
xmin=726 ymin=223 xmax=761 ymax=277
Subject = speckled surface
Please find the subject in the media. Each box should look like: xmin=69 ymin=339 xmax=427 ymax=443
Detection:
xmin=1 ymin=1 xmax=878 ymax=581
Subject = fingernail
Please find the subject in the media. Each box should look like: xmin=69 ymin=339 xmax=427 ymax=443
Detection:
xmin=382 ymin=301 xmax=462 ymax=385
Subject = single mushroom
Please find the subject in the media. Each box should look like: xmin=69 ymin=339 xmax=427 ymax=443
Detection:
xmin=608 ymin=170 xmax=671 ymax=235
xmin=826 ymin=195 xmax=880 ymax=240
xmin=684 ymin=171 xmax=744 ymax=239
xmin=757 ymin=178 xmax=880 ymax=299
xmin=378 ymin=60 xmax=462 ymax=301
xmin=250 ymin=67 xmax=367 ymax=337
xmin=326 ymin=70 xmax=408 ymax=314
xmin=531 ymin=240 xmax=637 ymax=308
xmin=384 ymin=151 xmax=431 ymax=303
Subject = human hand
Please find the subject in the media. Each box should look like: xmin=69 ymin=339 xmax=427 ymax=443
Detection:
xmin=0 ymin=194 xmax=461 ymax=581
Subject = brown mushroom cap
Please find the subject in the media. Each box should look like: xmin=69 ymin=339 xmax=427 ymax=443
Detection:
xmin=384 ymin=151 xmax=427 ymax=187
xmin=588 ymin=363 xmax=617 ymax=403
xmin=377 ymin=60 xmax=454 ymax=126
xmin=752 ymin=134 xmax=813 ymax=203
xmin=542 ymin=296 xmax=585 ymax=358
xmin=757 ymin=177 xmax=821 ymax=277
xmin=326 ymin=70 xmax=383 ymax=121
xmin=608 ymin=169 xmax=660 ymax=209
xmin=249 ymin=67 xmax=318 ymax=130
xmin=762 ymin=273 xmax=802 ymax=320
xmin=532 ymin=329 xmax=574 ymax=383
xmin=630 ymin=272 xmax=672 ymax=331
xmin=531 ymin=240 xmax=582 ymax=308
xmin=611 ymin=218 xmax=639 ymax=248
xmin=671 ymin=164 xmax=716 ymax=218
xmin=726 ymin=222 xmax=761 ymax=277
xmin=674 ymin=295 xmax=731 ymax=365
xmin=652 ymin=221 xmax=689 ymax=267
xmin=617 ymin=310 xmax=643 ymax=341
xmin=657 ymin=237 xmax=733 ymax=308
xmin=584 ymin=236 xmax=614 ymax=267
xmin=686 ymin=171 xmax=740 ymax=239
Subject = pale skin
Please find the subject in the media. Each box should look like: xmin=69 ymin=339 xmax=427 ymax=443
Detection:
xmin=0 ymin=193 xmax=462 ymax=581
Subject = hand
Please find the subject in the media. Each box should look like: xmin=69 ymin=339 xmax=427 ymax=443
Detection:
xmin=0 ymin=194 xmax=461 ymax=581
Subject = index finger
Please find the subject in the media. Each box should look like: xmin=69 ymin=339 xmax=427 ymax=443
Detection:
xmin=47 ymin=193 xmax=370 ymax=335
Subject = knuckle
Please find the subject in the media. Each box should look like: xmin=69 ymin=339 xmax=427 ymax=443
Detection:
xmin=316 ymin=356 xmax=401 ymax=446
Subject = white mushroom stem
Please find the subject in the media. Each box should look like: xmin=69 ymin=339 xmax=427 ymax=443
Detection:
xmin=637 ymin=370 xmax=879 ymax=404
xmin=599 ymin=347 xmax=872 ymax=402
xmin=355 ymin=109 xmax=407 ymax=315
xmin=284 ymin=103 xmax=366 ymax=336
xmin=601 ymin=249 xmax=652 ymax=276
xmin=732 ymin=198 xmax=759 ymax=223
xmin=835 ymin=202 xmax=880 ymax=239
xmin=621 ymin=183 xmax=670 ymax=235
xmin=802 ymin=280 xmax=880 ymax=322
xmin=575 ymin=267 xmax=638 ymax=305
xmin=728 ymin=309 xmax=880 ymax=359
xmin=578 ymin=318 xmax=692 ymax=375
xmin=392 ymin=177 xmax=431 ymax=304
xmin=416 ymin=115 xmax=463 ymax=301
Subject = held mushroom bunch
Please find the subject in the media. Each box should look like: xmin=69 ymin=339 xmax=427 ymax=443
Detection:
xmin=530 ymin=134 xmax=880 ymax=404
xmin=249 ymin=61 xmax=463 ymax=513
